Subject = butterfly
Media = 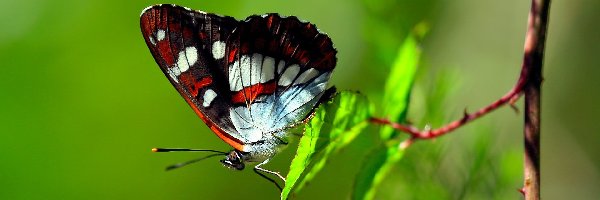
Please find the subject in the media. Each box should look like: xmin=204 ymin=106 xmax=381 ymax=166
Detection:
xmin=140 ymin=4 xmax=337 ymax=185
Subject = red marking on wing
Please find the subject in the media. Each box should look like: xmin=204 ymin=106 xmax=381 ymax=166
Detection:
xmin=157 ymin=42 xmax=175 ymax=65
xmin=210 ymin=125 xmax=244 ymax=151
xmin=296 ymin=50 xmax=309 ymax=65
xmin=192 ymin=77 xmax=213 ymax=96
xmin=284 ymin=44 xmax=295 ymax=56
xmin=140 ymin=9 xmax=176 ymax=66
xmin=182 ymin=26 xmax=193 ymax=39
xmin=266 ymin=15 xmax=274 ymax=29
xmin=180 ymin=74 xmax=213 ymax=97
xmin=199 ymin=31 xmax=207 ymax=40
xmin=179 ymin=72 xmax=212 ymax=97
xmin=141 ymin=5 xmax=248 ymax=152
xmin=182 ymin=94 xmax=245 ymax=151
xmin=231 ymin=82 xmax=277 ymax=104
xmin=228 ymin=47 xmax=238 ymax=63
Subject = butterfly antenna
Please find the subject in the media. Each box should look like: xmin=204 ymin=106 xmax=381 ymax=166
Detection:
xmin=152 ymin=148 xmax=228 ymax=171
xmin=152 ymin=148 xmax=227 ymax=154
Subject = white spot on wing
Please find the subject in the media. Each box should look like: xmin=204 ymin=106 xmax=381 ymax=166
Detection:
xmin=250 ymin=53 xmax=264 ymax=85
xmin=277 ymin=60 xmax=286 ymax=75
xmin=293 ymin=68 xmax=319 ymax=85
xmin=149 ymin=36 xmax=156 ymax=45
xmin=240 ymin=55 xmax=253 ymax=88
xmin=156 ymin=29 xmax=166 ymax=41
xmin=203 ymin=89 xmax=217 ymax=107
xmin=261 ymin=56 xmax=275 ymax=83
xmin=177 ymin=47 xmax=198 ymax=73
xmin=212 ymin=41 xmax=226 ymax=59
xmin=168 ymin=72 xmax=177 ymax=82
xmin=229 ymin=55 xmax=249 ymax=91
xmin=278 ymin=64 xmax=300 ymax=86
xmin=167 ymin=66 xmax=181 ymax=83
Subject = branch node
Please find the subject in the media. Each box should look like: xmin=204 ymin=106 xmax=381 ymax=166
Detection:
xmin=423 ymin=124 xmax=431 ymax=132
xmin=399 ymin=137 xmax=415 ymax=149
xmin=510 ymin=104 xmax=520 ymax=114
xmin=509 ymin=93 xmax=522 ymax=113
xmin=461 ymin=108 xmax=470 ymax=122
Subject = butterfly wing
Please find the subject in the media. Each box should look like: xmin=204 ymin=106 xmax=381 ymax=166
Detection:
xmin=141 ymin=5 xmax=337 ymax=151
xmin=224 ymin=14 xmax=337 ymax=144
xmin=140 ymin=4 xmax=246 ymax=150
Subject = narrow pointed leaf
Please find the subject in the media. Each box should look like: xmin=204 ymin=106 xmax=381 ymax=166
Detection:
xmin=379 ymin=33 xmax=421 ymax=140
xmin=353 ymin=31 xmax=423 ymax=200
xmin=281 ymin=91 xmax=373 ymax=200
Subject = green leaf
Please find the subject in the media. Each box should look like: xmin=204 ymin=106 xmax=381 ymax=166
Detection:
xmin=353 ymin=144 xmax=405 ymax=200
xmin=379 ymin=33 xmax=421 ymax=140
xmin=353 ymin=30 xmax=423 ymax=200
xmin=281 ymin=91 xmax=373 ymax=200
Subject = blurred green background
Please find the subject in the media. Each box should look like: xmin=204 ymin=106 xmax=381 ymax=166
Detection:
xmin=1 ymin=0 xmax=598 ymax=199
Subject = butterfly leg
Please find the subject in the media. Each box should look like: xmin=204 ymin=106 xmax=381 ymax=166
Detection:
xmin=253 ymin=159 xmax=285 ymax=191
xmin=254 ymin=159 xmax=286 ymax=181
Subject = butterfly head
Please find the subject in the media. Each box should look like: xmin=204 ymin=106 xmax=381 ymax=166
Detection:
xmin=220 ymin=150 xmax=246 ymax=170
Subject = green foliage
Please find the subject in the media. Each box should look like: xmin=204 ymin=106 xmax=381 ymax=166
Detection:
xmin=281 ymin=91 xmax=373 ymax=200
xmin=1 ymin=0 xmax=595 ymax=199
xmin=281 ymin=28 xmax=422 ymax=199
xmin=379 ymin=32 xmax=422 ymax=140
xmin=353 ymin=143 xmax=405 ymax=200
xmin=352 ymin=32 xmax=422 ymax=200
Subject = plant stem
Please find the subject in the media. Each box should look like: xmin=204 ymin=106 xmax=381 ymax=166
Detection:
xmin=522 ymin=0 xmax=550 ymax=199
xmin=369 ymin=70 xmax=527 ymax=139
xmin=370 ymin=0 xmax=551 ymax=198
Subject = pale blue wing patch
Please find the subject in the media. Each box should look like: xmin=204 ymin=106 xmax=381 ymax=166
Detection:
xmin=229 ymin=70 xmax=330 ymax=143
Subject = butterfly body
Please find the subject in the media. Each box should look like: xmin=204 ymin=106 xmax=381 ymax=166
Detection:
xmin=140 ymin=4 xmax=336 ymax=175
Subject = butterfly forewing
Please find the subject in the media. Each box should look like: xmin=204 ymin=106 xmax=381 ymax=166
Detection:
xmin=141 ymin=5 xmax=245 ymax=150
xmin=141 ymin=4 xmax=336 ymax=151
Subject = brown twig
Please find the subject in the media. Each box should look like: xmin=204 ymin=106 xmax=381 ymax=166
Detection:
xmin=522 ymin=0 xmax=549 ymax=199
xmin=370 ymin=73 xmax=526 ymax=139
xmin=371 ymin=0 xmax=550 ymax=198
